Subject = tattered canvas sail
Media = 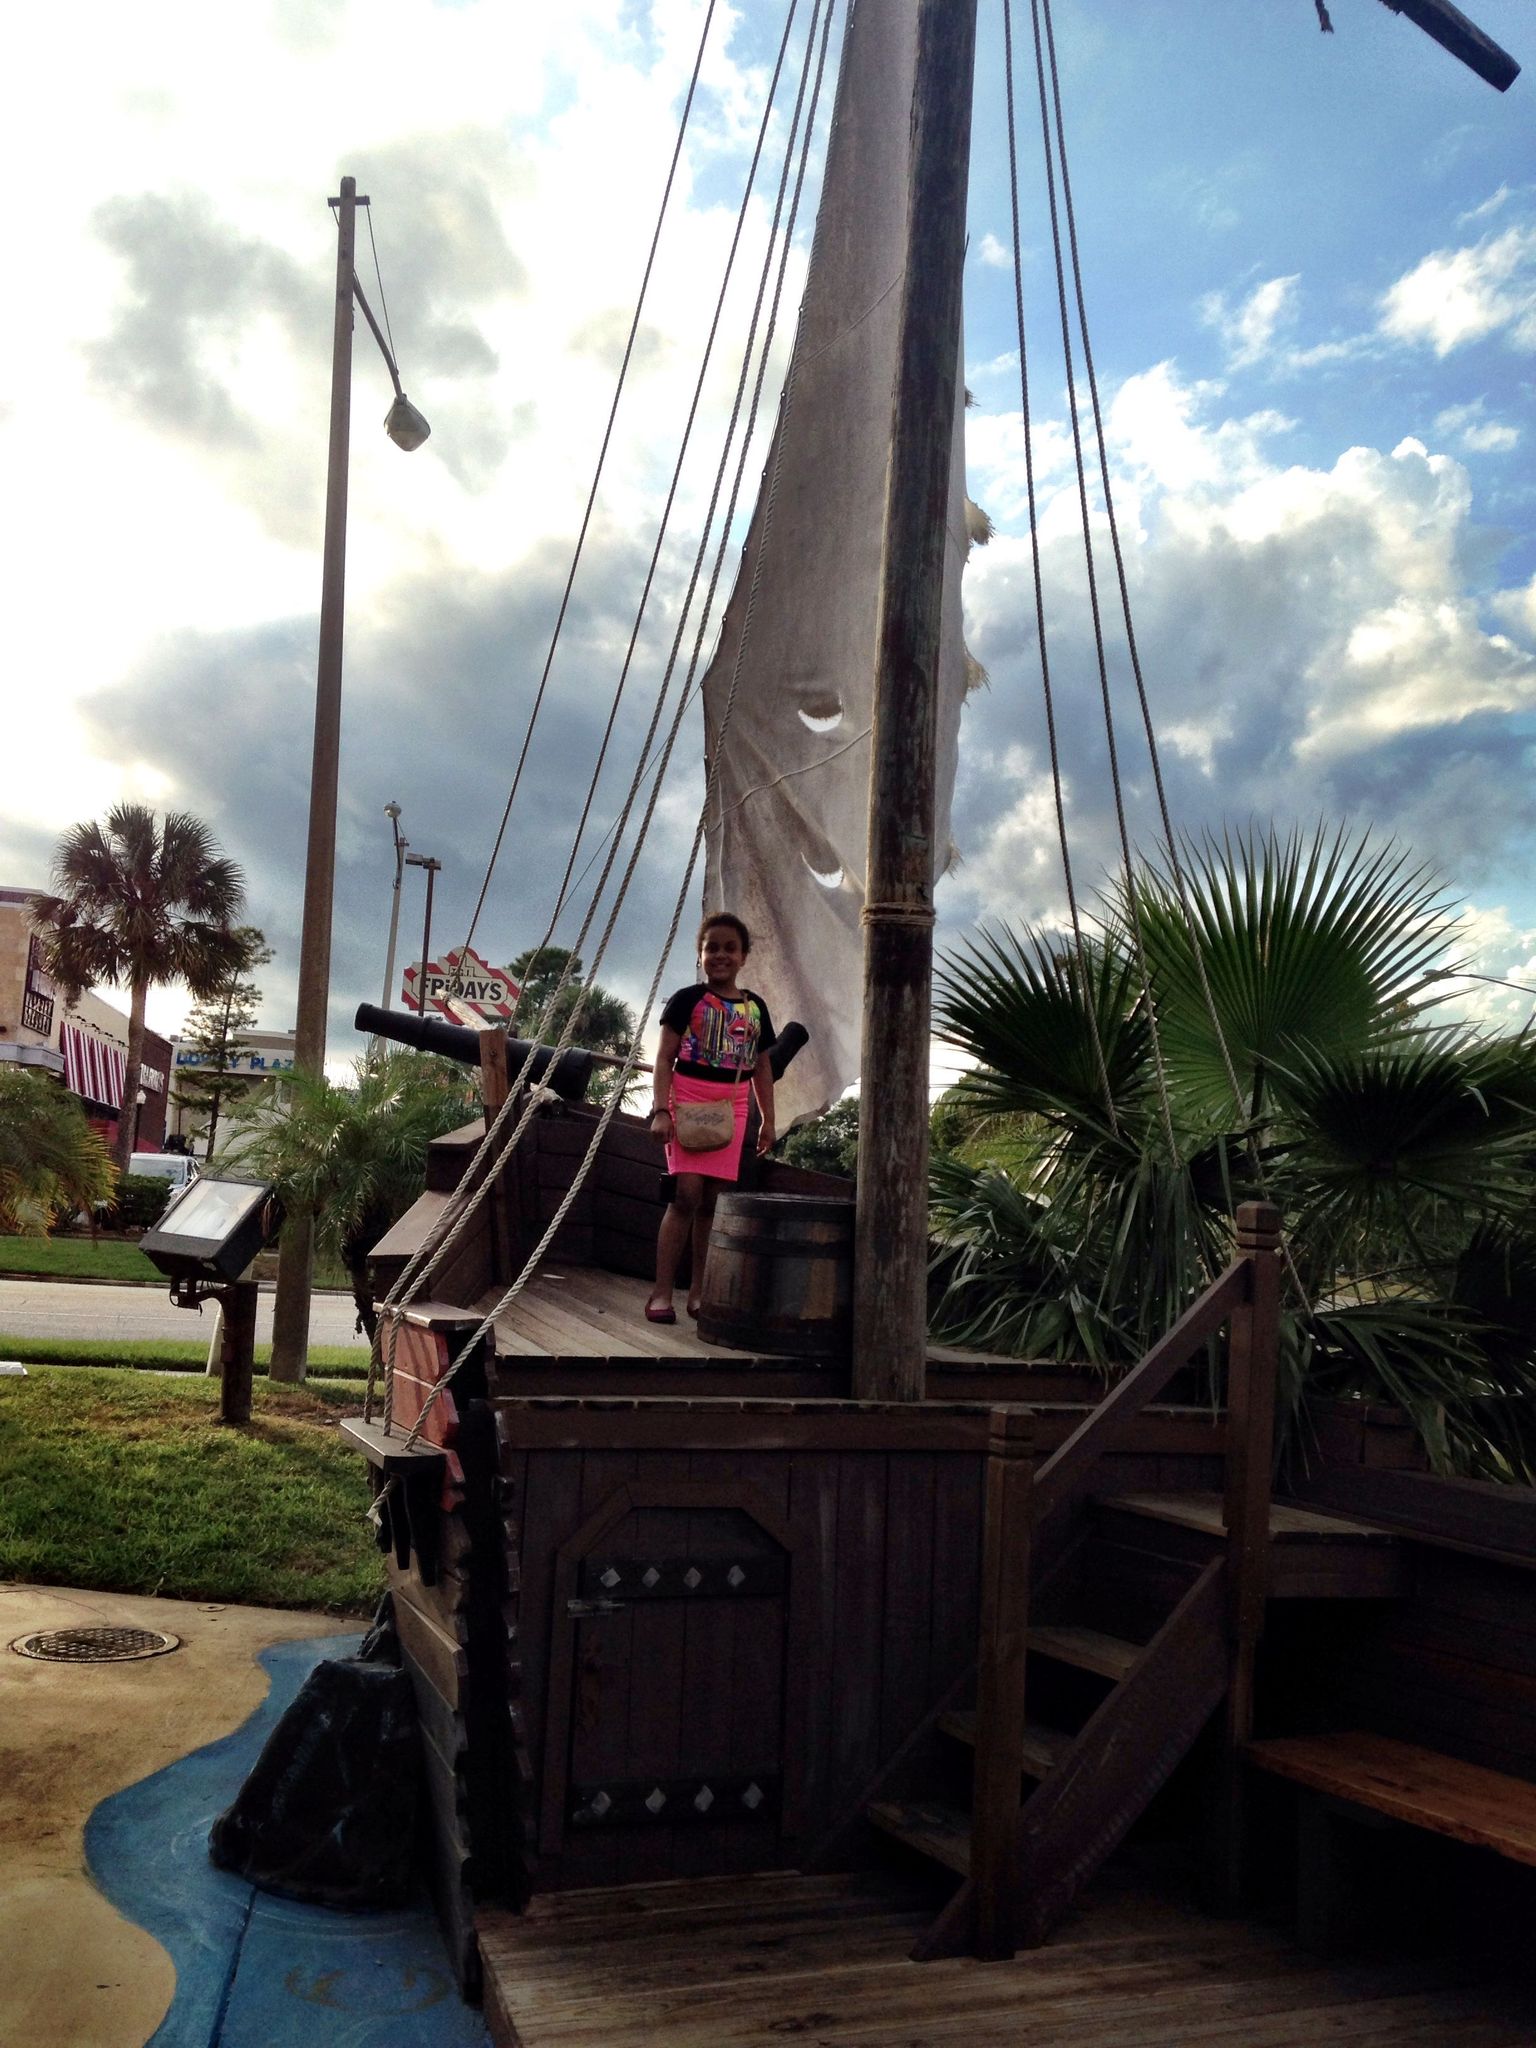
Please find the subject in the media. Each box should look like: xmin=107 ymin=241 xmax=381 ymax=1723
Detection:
xmin=702 ymin=0 xmax=973 ymax=1128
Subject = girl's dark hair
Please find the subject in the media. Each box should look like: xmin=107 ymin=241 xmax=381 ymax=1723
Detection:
xmin=698 ymin=910 xmax=750 ymax=955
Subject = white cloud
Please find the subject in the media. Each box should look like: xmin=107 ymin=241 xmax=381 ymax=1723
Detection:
xmin=1433 ymin=401 xmax=1520 ymax=455
xmin=1458 ymin=185 xmax=1514 ymax=227
xmin=976 ymin=231 xmax=1014 ymax=272
xmin=1199 ymin=274 xmax=1299 ymax=369
xmin=1491 ymin=574 xmax=1536 ymax=640
xmin=1378 ymin=222 xmax=1536 ymax=356
xmin=945 ymin=748 xmax=1073 ymax=929
xmin=947 ymin=363 xmax=1536 ymax=940
xmin=1105 ymin=362 xmax=1292 ymax=495
xmin=1418 ymin=901 xmax=1536 ymax=1031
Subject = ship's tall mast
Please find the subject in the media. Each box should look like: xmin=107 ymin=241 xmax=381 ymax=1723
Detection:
xmin=852 ymin=0 xmax=979 ymax=1403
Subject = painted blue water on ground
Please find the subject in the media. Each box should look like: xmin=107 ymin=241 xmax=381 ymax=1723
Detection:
xmin=84 ymin=1633 xmax=492 ymax=2048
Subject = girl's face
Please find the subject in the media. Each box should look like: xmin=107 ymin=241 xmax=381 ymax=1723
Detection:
xmin=701 ymin=923 xmax=746 ymax=986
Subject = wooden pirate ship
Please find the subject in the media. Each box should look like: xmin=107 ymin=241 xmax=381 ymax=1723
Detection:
xmin=338 ymin=2 xmax=1536 ymax=2037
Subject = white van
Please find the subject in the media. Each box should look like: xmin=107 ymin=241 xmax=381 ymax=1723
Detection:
xmin=129 ymin=1153 xmax=201 ymax=1195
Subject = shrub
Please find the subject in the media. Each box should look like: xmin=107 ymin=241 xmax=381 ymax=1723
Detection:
xmin=107 ymin=1174 xmax=178 ymax=1232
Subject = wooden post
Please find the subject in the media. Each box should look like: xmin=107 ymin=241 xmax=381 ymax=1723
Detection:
xmin=478 ymin=1027 xmax=510 ymax=1120
xmin=216 ymin=1279 xmax=258 ymax=1427
xmin=1214 ymin=1198 xmax=1283 ymax=1904
xmin=1224 ymin=1201 xmax=1282 ymax=1684
xmin=852 ymin=0 xmax=978 ymax=1403
xmin=478 ymin=1026 xmax=516 ymax=1278
xmin=972 ymin=1405 xmax=1033 ymax=1958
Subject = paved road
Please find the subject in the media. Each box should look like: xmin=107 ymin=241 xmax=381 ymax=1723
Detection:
xmin=0 ymin=1278 xmax=370 ymax=1349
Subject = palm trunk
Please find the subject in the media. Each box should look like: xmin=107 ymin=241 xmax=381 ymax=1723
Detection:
xmin=115 ymin=979 xmax=149 ymax=1180
xmin=348 ymin=1256 xmax=379 ymax=1342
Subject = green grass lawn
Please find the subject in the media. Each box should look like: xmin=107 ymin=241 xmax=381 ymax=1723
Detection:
xmin=0 ymin=1233 xmax=355 ymax=1289
xmin=0 ymin=1366 xmax=385 ymax=1611
xmin=0 ymin=1334 xmax=371 ymax=1377
xmin=0 ymin=1234 xmax=161 ymax=1282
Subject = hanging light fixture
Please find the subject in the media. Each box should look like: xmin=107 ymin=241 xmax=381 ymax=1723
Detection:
xmin=384 ymin=393 xmax=431 ymax=451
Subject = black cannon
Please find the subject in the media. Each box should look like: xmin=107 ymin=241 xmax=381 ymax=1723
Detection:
xmin=356 ymin=1004 xmax=594 ymax=1101
xmin=357 ymin=1004 xmax=810 ymax=1100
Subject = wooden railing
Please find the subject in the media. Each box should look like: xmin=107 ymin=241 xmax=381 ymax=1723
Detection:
xmin=968 ymin=1199 xmax=1284 ymax=1954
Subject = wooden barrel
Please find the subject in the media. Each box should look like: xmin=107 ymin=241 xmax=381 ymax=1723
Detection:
xmin=697 ymin=1193 xmax=855 ymax=1357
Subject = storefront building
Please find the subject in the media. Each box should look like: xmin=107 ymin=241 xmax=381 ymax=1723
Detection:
xmin=167 ymin=1030 xmax=297 ymax=1155
xmin=0 ymin=886 xmax=171 ymax=1151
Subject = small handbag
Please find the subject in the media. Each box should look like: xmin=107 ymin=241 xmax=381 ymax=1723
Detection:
xmin=670 ymin=1072 xmax=744 ymax=1152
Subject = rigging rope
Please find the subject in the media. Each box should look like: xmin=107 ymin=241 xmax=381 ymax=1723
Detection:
xmin=1000 ymin=0 xmax=1117 ymax=1137
xmin=389 ymin=0 xmax=842 ymax=1459
xmin=367 ymin=0 xmax=826 ymax=1373
xmin=507 ymin=0 xmax=818 ymax=971
xmin=1036 ymin=0 xmax=1312 ymax=1311
xmin=362 ymin=0 xmax=838 ymax=1441
xmin=995 ymin=0 xmax=1313 ymax=1312
xmin=1024 ymin=0 xmax=1180 ymax=1168
xmin=457 ymin=0 xmax=720 ymax=964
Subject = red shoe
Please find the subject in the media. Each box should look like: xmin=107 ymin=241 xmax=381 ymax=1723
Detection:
xmin=686 ymin=1301 xmax=701 ymax=1320
xmin=644 ymin=1299 xmax=677 ymax=1325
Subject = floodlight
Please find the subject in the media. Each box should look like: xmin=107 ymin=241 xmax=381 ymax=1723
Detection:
xmin=140 ymin=1176 xmax=284 ymax=1286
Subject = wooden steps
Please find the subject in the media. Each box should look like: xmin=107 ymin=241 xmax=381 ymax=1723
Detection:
xmin=1096 ymin=1492 xmax=1404 ymax=1599
xmin=939 ymin=1710 xmax=1069 ymax=1778
xmin=862 ymin=1478 xmax=1405 ymax=1960
xmin=866 ymin=1798 xmax=972 ymax=1874
xmin=1027 ymin=1621 xmax=1140 ymax=1681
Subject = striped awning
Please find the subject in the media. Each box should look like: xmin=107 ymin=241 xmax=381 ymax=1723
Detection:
xmin=61 ymin=1025 xmax=127 ymax=1113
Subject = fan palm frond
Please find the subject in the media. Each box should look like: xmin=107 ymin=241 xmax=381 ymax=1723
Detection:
xmin=1129 ymin=824 xmax=1457 ymax=1125
xmin=935 ymin=924 xmax=1152 ymax=1144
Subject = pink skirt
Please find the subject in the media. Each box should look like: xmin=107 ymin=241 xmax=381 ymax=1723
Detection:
xmin=665 ymin=1071 xmax=750 ymax=1181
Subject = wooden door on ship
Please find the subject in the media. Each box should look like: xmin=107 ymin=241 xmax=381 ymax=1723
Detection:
xmin=539 ymin=1481 xmax=803 ymax=1886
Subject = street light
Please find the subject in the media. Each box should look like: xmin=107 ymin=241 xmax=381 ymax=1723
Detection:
xmin=406 ymin=851 xmax=442 ymax=1017
xmin=270 ymin=175 xmax=432 ymax=1385
xmin=377 ymin=802 xmax=409 ymax=1040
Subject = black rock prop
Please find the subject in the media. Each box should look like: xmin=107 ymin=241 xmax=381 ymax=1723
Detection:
xmin=209 ymin=1596 xmax=422 ymax=1910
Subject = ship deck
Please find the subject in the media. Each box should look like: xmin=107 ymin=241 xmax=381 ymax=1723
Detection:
xmin=477 ymin=1856 xmax=1533 ymax=2047
xmin=472 ymin=1263 xmax=1045 ymax=1398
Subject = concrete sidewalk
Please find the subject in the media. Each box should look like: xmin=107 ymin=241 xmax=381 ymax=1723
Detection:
xmin=2 ymin=1584 xmax=340 ymax=2048
xmin=0 ymin=1584 xmax=488 ymax=2048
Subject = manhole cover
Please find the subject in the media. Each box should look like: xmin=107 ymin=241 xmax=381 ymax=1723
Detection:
xmin=11 ymin=1626 xmax=181 ymax=1664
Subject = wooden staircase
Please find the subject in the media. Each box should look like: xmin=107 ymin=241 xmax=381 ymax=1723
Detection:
xmin=852 ymin=1204 xmax=1403 ymax=1960
xmin=867 ymin=1491 xmax=1399 ymax=1956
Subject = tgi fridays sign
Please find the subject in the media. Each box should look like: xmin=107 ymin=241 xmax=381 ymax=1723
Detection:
xmin=401 ymin=946 xmax=521 ymax=1025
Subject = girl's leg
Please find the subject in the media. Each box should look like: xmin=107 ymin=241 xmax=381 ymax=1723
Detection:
xmin=650 ymin=1175 xmax=703 ymax=1312
xmin=688 ymin=1184 xmax=720 ymax=1315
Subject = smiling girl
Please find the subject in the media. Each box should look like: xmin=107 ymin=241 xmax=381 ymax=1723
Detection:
xmin=645 ymin=912 xmax=776 ymax=1323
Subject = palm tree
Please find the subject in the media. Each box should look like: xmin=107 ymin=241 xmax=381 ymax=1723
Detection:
xmin=227 ymin=1051 xmax=477 ymax=1338
xmin=0 ymin=1068 xmax=115 ymax=1234
xmin=930 ymin=826 xmax=1536 ymax=1481
xmin=510 ymin=944 xmax=638 ymax=1103
xmin=30 ymin=805 xmax=247 ymax=1177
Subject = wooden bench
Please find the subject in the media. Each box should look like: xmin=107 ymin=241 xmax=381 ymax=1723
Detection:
xmin=1247 ymin=1731 xmax=1536 ymax=1953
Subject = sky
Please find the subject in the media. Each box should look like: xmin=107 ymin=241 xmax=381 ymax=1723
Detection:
xmin=4 ymin=0 xmax=1535 ymax=1074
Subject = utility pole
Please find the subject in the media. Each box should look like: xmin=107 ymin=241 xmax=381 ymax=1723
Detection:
xmin=270 ymin=175 xmax=358 ymax=1384
xmin=851 ymin=0 xmax=978 ymax=1403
